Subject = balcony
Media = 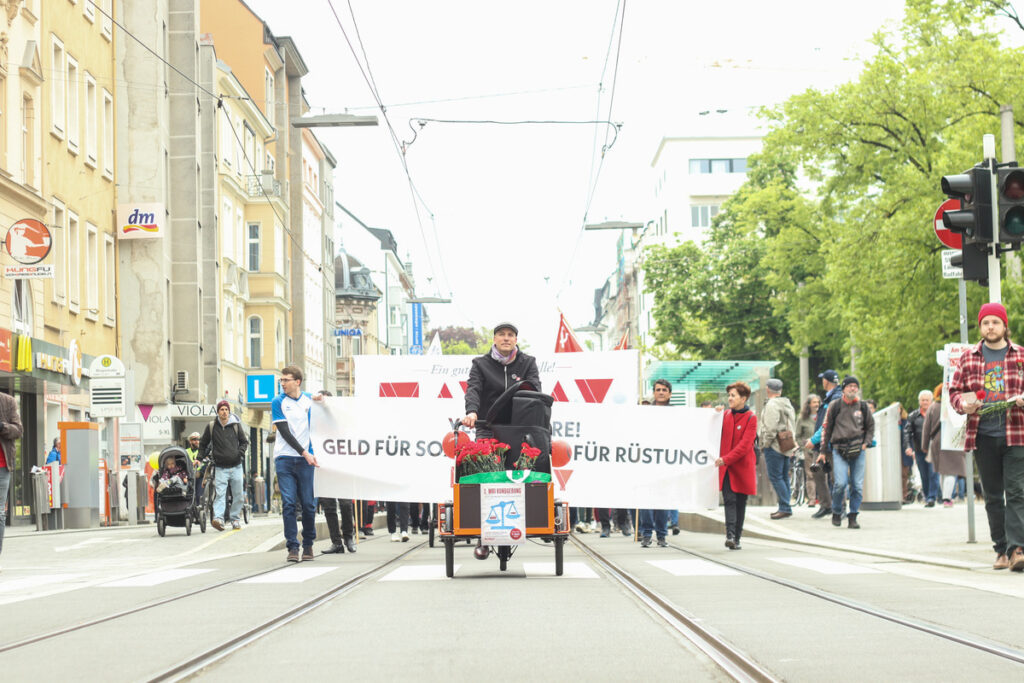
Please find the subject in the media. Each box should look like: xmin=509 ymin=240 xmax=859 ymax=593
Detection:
xmin=247 ymin=173 xmax=282 ymax=198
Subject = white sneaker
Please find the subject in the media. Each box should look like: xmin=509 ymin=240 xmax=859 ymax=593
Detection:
xmin=231 ymin=520 xmax=241 ymax=530
xmin=401 ymin=530 xmax=410 ymax=542
xmin=391 ymin=532 xmax=401 ymax=542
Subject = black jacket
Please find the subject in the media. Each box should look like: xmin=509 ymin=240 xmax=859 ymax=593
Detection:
xmin=464 ymin=350 xmax=542 ymax=421
xmin=902 ymin=408 xmax=926 ymax=453
xmin=199 ymin=416 xmax=249 ymax=468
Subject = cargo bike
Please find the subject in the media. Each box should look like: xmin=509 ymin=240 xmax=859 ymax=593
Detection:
xmin=437 ymin=382 xmax=571 ymax=577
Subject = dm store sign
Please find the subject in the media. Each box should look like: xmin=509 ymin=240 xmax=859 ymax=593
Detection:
xmin=117 ymin=203 xmax=164 ymax=240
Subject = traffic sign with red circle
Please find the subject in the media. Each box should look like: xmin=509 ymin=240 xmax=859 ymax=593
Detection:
xmin=934 ymin=198 xmax=963 ymax=249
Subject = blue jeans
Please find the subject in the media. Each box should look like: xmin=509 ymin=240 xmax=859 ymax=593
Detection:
xmin=639 ymin=509 xmax=669 ymax=539
xmin=832 ymin=448 xmax=866 ymax=515
xmin=214 ymin=463 xmax=244 ymax=522
xmin=669 ymin=509 xmax=678 ymax=527
xmin=764 ymin=447 xmax=792 ymax=513
xmin=0 ymin=468 xmax=10 ymax=554
xmin=914 ymin=450 xmax=939 ymax=502
xmin=275 ymin=456 xmax=317 ymax=551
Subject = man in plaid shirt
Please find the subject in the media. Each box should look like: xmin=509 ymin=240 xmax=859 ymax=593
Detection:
xmin=949 ymin=302 xmax=1024 ymax=571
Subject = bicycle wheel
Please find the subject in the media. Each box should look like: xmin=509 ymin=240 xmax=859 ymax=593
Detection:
xmin=790 ymin=460 xmax=806 ymax=507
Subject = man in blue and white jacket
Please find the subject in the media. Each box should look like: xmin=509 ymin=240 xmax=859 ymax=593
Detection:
xmin=272 ymin=365 xmax=319 ymax=562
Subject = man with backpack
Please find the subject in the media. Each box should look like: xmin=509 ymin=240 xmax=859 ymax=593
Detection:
xmin=760 ymin=379 xmax=798 ymax=519
xmin=818 ymin=375 xmax=874 ymax=529
xmin=199 ymin=400 xmax=249 ymax=531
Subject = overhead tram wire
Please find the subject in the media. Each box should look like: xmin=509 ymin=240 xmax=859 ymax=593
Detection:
xmin=325 ymin=0 xmax=449 ymax=301
xmin=557 ymin=0 xmax=627 ymax=301
xmin=342 ymin=83 xmax=598 ymax=111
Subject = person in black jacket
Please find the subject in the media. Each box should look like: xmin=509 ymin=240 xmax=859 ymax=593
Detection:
xmin=461 ymin=322 xmax=541 ymax=438
xmin=903 ymin=390 xmax=937 ymax=507
xmin=199 ymin=400 xmax=249 ymax=531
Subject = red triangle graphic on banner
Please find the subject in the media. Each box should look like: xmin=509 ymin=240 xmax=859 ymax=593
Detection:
xmin=437 ymin=383 xmax=453 ymax=399
xmin=138 ymin=404 xmax=154 ymax=421
xmin=459 ymin=381 xmax=468 ymax=394
xmin=575 ymin=378 xmax=613 ymax=404
xmin=379 ymin=382 xmax=420 ymax=398
xmin=551 ymin=381 xmax=569 ymax=402
xmin=554 ymin=469 xmax=573 ymax=490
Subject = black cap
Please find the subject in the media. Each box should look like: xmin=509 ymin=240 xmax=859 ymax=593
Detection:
xmin=817 ymin=369 xmax=839 ymax=383
xmin=493 ymin=322 xmax=518 ymax=335
xmin=842 ymin=375 xmax=860 ymax=389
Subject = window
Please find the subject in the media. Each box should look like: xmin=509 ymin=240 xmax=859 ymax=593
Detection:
xmin=237 ymin=309 xmax=243 ymax=362
xmin=247 ymin=223 xmax=260 ymax=271
xmin=264 ymin=68 xmax=275 ymax=128
xmin=101 ymin=0 xmax=113 ymax=39
xmin=390 ymin=306 xmax=400 ymax=326
xmin=66 ymin=56 xmax=79 ymax=152
xmin=0 ymin=75 xmax=7 ymax=169
xmin=352 ymin=334 xmax=362 ymax=355
xmin=224 ymin=303 xmax=233 ymax=361
xmin=104 ymin=235 xmax=115 ymax=324
xmin=335 ymin=336 xmax=343 ymax=357
xmin=275 ymin=223 xmax=284 ymax=274
xmin=68 ymin=211 xmax=79 ymax=310
xmin=276 ymin=320 xmax=284 ymax=365
xmin=86 ymin=223 xmax=98 ymax=313
xmin=83 ymin=0 xmax=95 ymax=21
xmin=52 ymin=199 xmax=66 ymax=304
xmin=102 ymin=90 xmax=113 ymax=178
xmin=22 ymin=95 xmax=34 ymax=187
xmin=688 ymin=158 xmax=748 ymax=174
xmin=12 ymin=280 xmax=32 ymax=335
xmin=51 ymin=37 xmax=65 ymax=136
xmin=236 ymin=209 xmax=244 ymax=265
xmin=690 ymin=204 xmax=720 ymax=228
xmin=84 ymin=73 xmax=97 ymax=165
xmin=265 ymin=151 xmax=274 ymax=173
xmin=221 ymin=197 xmax=233 ymax=261
xmin=220 ymin=109 xmax=232 ymax=168
xmin=248 ymin=316 xmax=262 ymax=367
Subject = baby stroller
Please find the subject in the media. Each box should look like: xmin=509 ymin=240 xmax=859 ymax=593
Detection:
xmin=481 ymin=380 xmax=553 ymax=474
xmin=151 ymin=445 xmax=200 ymax=536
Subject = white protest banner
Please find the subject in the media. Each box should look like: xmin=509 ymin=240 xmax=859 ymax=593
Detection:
xmin=481 ymin=483 xmax=526 ymax=545
xmin=311 ymin=398 xmax=456 ymax=502
xmin=354 ymin=350 xmax=639 ymax=405
xmin=551 ymin=403 xmax=722 ymax=510
xmin=311 ymin=397 xmax=722 ymax=510
xmin=938 ymin=343 xmax=972 ymax=450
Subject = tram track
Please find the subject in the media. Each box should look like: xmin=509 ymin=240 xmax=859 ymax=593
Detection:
xmin=149 ymin=541 xmax=427 ymax=682
xmin=573 ymin=534 xmax=1024 ymax=681
xmin=0 ymin=535 xmax=391 ymax=657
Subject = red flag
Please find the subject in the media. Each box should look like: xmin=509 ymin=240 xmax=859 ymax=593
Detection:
xmin=554 ymin=314 xmax=584 ymax=353
xmin=613 ymin=329 xmax=629 ymax=350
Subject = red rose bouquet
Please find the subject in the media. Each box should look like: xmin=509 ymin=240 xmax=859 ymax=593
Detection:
xmin=455 ymin=439 xmax=508 ymax=477
xmin=515 ymin=442 xmax=542 ymax=470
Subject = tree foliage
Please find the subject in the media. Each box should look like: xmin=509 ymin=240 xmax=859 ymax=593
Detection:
xmin=427 ymin=326 xmax=492 ymax=355
xmin=644 ymin=0 xmax=1024 ymax=405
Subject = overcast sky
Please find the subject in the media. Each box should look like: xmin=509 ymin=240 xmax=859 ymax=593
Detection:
xmin=242 ymin=0 xmax=907 ymax=350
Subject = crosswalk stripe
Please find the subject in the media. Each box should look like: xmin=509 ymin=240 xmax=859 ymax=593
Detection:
xmin=524 ymin=562 xmax=598 ymax=578
xmin=647 ymin=559 xmax=740 ymax=576
xmin=239 ymin=566 xmax=337 ymax=584
xmin=379 ymin=565 xmax=459 ymax=581
xmin=0 ymin=574 xmax=84 ymax=594
xmin=770 ymin=557 xmax=881 ymax=575
xmin=100 ymin=569 xmax=215 ymax=587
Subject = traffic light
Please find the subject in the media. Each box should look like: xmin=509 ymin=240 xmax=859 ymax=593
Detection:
xmin=941 ymin=166 xmax=992 ymax=243
xmin=997 ymin=164 xmax=1024 ymax=242
xmin=949 ymin=240 xmax=989 ymax=284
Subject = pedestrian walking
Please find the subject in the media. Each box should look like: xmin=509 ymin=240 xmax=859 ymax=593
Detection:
xmin=715 ymin=382 xmax=757 ymax=550
xmin=819 ymin=375 xmax=875 ymax=529
xmin=796 ymin=395 xmax=821 ymax=505
xmin=921 ymin=385 xmax=966 ymax=508
xmin=321 ymin=498 xmax=357 ymax=554
xmin=759 ymin=379 xmax=797 ymax=519
xmin=199 ymin=400 xmax=249 ymax=531
xmin=904 ymin=390 xmax=938 ymax=507
xmin=0 ymin=390 xmax=23 ymax=568
xmin=639 ymin=379 xmax=673 ymax=547
xmin=948 ymin=302 xmax=1024 ymax=571
xmin=272 ymin=365 xmax=320 ymax=562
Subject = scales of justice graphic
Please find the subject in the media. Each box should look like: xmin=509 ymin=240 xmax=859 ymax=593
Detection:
xmin=485 ymin=500 xmax=522 ymax=530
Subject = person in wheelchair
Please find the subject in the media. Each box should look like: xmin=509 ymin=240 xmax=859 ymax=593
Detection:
xmin=462 ymin=321 xmax=541 ymax=440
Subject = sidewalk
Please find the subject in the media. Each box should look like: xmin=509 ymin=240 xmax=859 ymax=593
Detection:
xmin=680 ymin=499 xmax=995 ymax=570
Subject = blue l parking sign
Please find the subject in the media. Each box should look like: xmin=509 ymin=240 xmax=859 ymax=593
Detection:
xmin=246 ymin=373 xmax=277 ymax=405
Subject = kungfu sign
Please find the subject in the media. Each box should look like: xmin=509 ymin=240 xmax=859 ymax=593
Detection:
xmin=3 ymin=218 xmax=54 ymax=279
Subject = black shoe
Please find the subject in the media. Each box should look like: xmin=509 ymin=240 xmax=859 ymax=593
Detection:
xmin=622 ymin=526 xmax=634 ymax=537
xmin=770 ymin=511 xmax=792 ymax=520
xmin=925 ymin=500 xmax=936 ymax=508
xmin=600 ymin=529 xmax=610 ymax=538
xmin=671 ymin=525 xmax=680 ymax=535
xmin=725 ymin=536 xmax=737 ymax=549
xmin=847 ymin=513 xmax=860 ymax=529
xmin=344 ymin=537 xmax=357 ymax=553
xmin=363 ymin=528 xmax=374 ymax=536
xmin=657 ymin=537 xmax=668 ymax=547
xmin=640 ymin=536 xmax=652 ymax=547
xmin=812 ymin=506 xmax=830 ymax=519
xmin=321 ymin=543 xmax=346 ymax=554
xmin=831 ymin=513 xmax=842 ymax=526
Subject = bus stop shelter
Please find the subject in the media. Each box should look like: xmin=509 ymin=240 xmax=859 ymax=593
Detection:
xmin=644 ymin=360 xmax=781 ymax=406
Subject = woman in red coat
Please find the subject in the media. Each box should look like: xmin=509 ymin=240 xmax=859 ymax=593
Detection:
xmin=715 ymin=382 xmax=757 ymax=549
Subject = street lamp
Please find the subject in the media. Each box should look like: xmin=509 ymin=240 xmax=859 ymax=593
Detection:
xmin=291 ymin=114 xmax=379 ymax=128
xmin=583 ymin=221 xmax=645 ymax=231
xmin=408 ymin=297 xmax=452 ymax=304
